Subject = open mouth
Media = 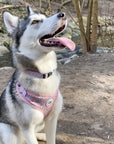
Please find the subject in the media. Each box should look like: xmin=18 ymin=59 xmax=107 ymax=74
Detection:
xmin=39 ymin=24 xmax=75 ymax=51
xmin=39 ymin=25 xmax=66 ymax=48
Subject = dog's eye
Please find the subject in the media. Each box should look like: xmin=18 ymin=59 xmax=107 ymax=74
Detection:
xmin=31 ymin=20 xmax=40 ymax=25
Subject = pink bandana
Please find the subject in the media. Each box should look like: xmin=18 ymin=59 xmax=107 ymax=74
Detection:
xmin=16 ymin=83 xmax=59 ymax=118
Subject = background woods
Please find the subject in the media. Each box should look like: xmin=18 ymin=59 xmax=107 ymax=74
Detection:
xmin=0 ymin=0 xmax=114 ymax=54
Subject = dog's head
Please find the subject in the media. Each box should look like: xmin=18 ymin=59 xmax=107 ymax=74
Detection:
xmin=3 ymin=7 xmax=75 ymax=59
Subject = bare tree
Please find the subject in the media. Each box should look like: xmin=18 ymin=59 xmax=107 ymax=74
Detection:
xmin=72 ymin=0 xmax=98 ymax=53
xmin=73 ymin=0 xmax=88 ymax=53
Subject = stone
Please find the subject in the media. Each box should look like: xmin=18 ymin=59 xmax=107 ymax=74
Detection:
xmin=0 ymin=46 xmax=9 ymax=56
xmin=71 ymin=32 xmax=80 ymax=43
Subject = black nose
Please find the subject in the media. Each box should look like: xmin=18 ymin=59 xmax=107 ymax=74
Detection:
xmin=57 ymin=12 xmax=65 ymax=18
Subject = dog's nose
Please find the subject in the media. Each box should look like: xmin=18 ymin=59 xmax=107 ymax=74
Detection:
xmin=57 ymin=12 xmax=66 ymax=19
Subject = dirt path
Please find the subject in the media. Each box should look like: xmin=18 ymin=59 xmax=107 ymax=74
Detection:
xmin=0 ymin=53 xmax=114 ymax=144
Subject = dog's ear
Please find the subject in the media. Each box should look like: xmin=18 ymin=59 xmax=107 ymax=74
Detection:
xmin=27 ymin=6 xmax=34 ymax=16
xmin=3 ymin=12 xmax=19 ymax=35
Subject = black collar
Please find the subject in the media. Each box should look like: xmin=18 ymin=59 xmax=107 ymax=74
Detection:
xmin=25 ymin=70 xmax=53 ymax=79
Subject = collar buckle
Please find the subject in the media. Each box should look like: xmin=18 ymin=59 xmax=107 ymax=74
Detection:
xmin=43 ymin=72 xmax=52 ymax=79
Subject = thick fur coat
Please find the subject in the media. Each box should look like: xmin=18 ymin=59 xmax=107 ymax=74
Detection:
xmin=0 ymin=7 xmax=75 ymax=144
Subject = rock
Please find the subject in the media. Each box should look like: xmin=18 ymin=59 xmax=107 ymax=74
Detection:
xmin=63 ymin=33 xmax=72 ymax=39
xmin=0 ymin=52 xmax=12 ymax=67
xmin=82 ymin=16 xmax=87 ymax=26
xmin=0 ymin=46 xmax=9 ymax=56
xmin=71 ymin=32 xmax=80 ymax=44
xmin=66 ymin=27 xmax=72 ymax=34
xmin=68 ymin=22 xmax=77 ymax=29
xmin=68 ymin=22 xmax=79 ymax=32
xmin=59 ymin=27 xmax=72 ymax=38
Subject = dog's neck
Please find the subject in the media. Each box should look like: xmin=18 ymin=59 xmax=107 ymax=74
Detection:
xmin=34 ymin=51 xmax=57 ymax=73
xmin=15 ymin=49 xmax=60 ymax=95
xmin=16 ymin=48 xmax=57 ymax=74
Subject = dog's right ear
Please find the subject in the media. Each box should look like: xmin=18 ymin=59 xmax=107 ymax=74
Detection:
xmin=27 ymin=6 xmax=34 ymax=16
xmin=3 ymin=12 xmax=19 ymax=35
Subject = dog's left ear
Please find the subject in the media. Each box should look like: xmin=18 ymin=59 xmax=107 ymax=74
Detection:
xmin=3 ymin=12 xmax=19 ymax=35
xmin=27 ymin=6 xmax=34 ymax=16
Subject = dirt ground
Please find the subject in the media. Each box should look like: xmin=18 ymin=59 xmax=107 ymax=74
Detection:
xmin=0 ymin=52 xmax=114 ymax=144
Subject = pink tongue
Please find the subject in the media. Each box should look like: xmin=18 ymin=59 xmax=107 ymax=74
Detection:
xmin=50 ymin=37 xmax=75 ymax=51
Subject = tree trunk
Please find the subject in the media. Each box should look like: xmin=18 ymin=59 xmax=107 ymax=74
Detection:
xmin=80 ymin=0 xmax=85 ymax=14
xmin=86 ymin=0 xmax=93 ymax=51
xmin=73 ymin=0 xmax=88 ymax=53
xmin=90 ymin=0 xmax=98 ymax=53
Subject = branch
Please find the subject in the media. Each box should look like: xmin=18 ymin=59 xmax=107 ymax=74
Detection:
xmin=0 ymin=5 xmax=20 ymax=10
xmin=62 ymin=0 xmax=72 ymax=6
xmin=19 ymin=0 xmax=31 ymax=7
xmin=80 ymin=0 xmax=85 ymax=13
xmin=63 ymin=6 xmax=79 ymax=27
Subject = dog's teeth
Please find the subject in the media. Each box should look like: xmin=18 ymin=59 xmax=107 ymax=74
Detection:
xmin=41 ymin=39 xmax=59 ymax=47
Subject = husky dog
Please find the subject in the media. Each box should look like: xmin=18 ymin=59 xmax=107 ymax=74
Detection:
xmin=0 ymin=7 xmax=75 ymax=144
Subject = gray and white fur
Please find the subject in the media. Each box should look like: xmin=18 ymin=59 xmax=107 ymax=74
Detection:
xmin=0 ymin=7 xmax=67 ymax=144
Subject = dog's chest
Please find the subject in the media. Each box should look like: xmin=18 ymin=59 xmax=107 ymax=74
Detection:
xmin=16 ymin=83 xmax=59 ymax=118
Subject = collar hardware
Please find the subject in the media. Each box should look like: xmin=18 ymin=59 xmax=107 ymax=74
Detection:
xmin=25 ymin=70 xmax=53 ymax=79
